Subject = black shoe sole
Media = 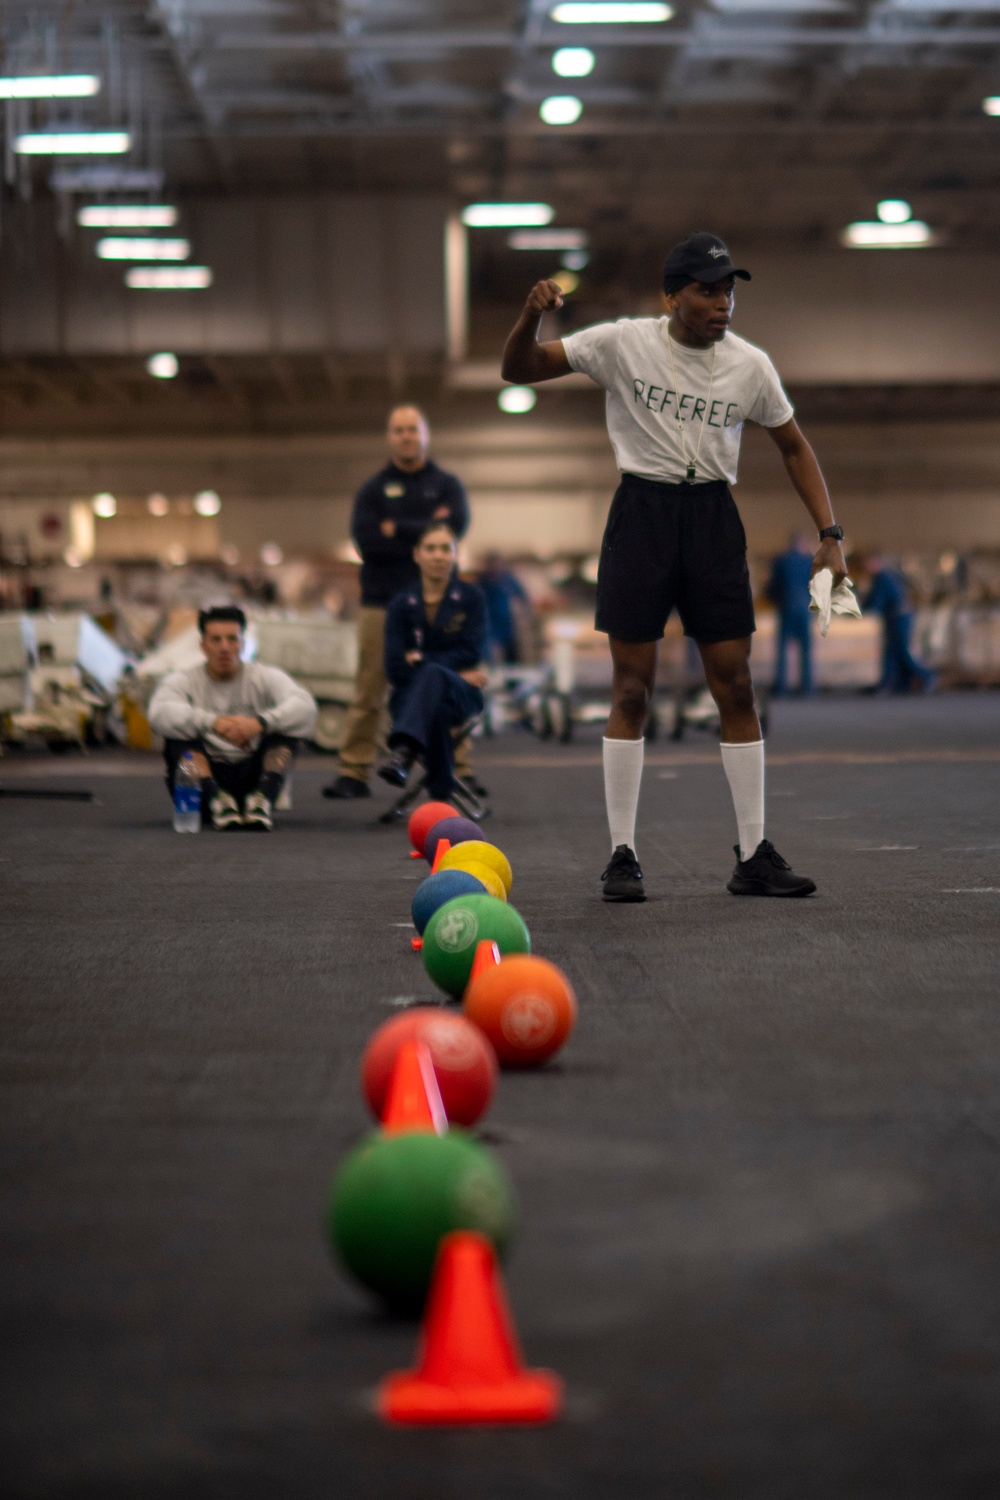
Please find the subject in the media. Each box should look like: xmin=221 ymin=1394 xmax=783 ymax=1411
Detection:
xmin=377 ymin=766 xmax=409 ymax=788
xmin=602 ymin=885 xmax=647 ymax=903
xmin=727 ymin=878 xmax=816 ymax=897
xmin=322 ymin=781 xmax=371 ymax=799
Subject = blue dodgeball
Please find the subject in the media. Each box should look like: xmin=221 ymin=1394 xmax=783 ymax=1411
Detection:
xmin=411 ymin=869 xmax=487 ymax=936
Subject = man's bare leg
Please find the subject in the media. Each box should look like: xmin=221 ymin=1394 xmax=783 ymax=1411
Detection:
xmin=607 ymin=638 xmax=658 ymax=741
xmin=697 ymin=636 xmax=759 ymax=744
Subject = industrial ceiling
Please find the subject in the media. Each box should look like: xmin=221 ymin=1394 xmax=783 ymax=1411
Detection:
xmin=1 ymin=0 xmax=998 ymax=425
xmin=1 ymin=1 xmax=998 ymax=242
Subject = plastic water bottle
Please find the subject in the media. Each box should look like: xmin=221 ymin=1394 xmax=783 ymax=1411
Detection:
xmin=173 ymin=752 xmax=202 ymax=833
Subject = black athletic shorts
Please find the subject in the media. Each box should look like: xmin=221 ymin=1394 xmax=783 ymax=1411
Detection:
xmin=595 ymin=474 xmax=756 ymax=644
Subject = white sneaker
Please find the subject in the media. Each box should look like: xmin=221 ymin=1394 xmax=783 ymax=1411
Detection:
xmin=209 ymin=789 xmax=243 ymax=830
xmin=243 ymin=790 xmax=273 ymax=831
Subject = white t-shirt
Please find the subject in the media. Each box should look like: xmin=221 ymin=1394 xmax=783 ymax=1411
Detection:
xmin=147 ymin=662 xmax=317 ymax=762
xmin=561 ymin=317 xmax=794 ymax=486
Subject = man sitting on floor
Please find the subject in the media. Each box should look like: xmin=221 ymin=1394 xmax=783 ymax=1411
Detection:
xmin=148 ymin=605 xmax=317 ymax=830
xmin=378 ymin=522 xmax=488 ymax=801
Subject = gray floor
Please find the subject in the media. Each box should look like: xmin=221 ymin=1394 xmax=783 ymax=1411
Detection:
xmin=3 ymin=694 xmax=1000 ymax=1499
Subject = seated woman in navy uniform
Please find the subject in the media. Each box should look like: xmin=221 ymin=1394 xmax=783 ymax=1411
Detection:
xmin=378 ymin=521 xmax=489 ymax=799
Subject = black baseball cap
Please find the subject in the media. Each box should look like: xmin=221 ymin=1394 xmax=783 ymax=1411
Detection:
xmin=662 ymin=231 xmax=751 ymax=294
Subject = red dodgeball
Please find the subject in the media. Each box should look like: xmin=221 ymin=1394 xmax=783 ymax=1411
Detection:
xmin=408 ymin=801 xmax=460 ymax=856
xmin=361 ymin=1008 xmax=498 ymax=1127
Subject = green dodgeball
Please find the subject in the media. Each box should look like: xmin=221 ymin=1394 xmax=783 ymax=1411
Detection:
xmin=421 ymin=893 xmax=531 ymax=997
xmin=328 ymin=1128 xmax=516 ymax=1308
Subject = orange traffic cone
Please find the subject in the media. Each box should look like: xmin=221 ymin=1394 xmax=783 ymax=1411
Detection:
xmin=430 ymin=837 xmax=452 ymax=874
xmin=380 ymin=1040 xmax=447 ymax=1136
xmin=379 ymin=1230 xmax=563 ymax=1425
xmin=465 ymin=939 xmax=501 ymax=994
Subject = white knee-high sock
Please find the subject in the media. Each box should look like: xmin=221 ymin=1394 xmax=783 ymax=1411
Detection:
xmin=720 ymin=740 xmax=765 ymax=860
xmin=603 ymin=736 xmax=644 ymax=854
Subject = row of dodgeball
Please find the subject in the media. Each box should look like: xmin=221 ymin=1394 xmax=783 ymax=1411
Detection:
xmin=326 ymin=799 xmax=579 ymax=1425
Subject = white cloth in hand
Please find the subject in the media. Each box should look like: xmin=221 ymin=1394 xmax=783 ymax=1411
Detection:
xmin=809 ymin=568 xmax=863 ymax=637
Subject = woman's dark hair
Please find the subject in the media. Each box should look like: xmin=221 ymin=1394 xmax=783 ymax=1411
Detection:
xmin=416 ymin=519 xmax=457 ymax=545
xmin=198 ymin=604 xmax=247 ymax=634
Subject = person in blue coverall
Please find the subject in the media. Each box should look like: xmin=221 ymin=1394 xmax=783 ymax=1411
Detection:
xmin=767 ymin=532 xmax=815 ymax=697
xmin=864 ymin=555 xmax=935 ymax=693
xmin=479 ymin=551 xmax=530 ymax=664
xmin=378 ymin=521 xmax=488 ymax=799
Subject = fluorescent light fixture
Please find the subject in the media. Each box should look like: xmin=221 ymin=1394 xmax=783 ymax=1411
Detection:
xmin=91 ymin=492 xmax=117 ymax=518
xmin=984 ymin=97 xmax=1000 ymax=115
xmin=891 ymin=0 xmax=1000 ymax=8
xmin=15 ymin=130 xmax=130 ymax=155
xmin=540 ymin=94 xmax=583 ymax=125
xmin=462 ymin=202 xmax=555 ymax=227
xmin=710 ymin=0 xmax=844 ymax=10
xmin=552 ymin=47 xmax=595 ymax=75
xmin=551 ymin=2 xmax=673 ymax=20
xmin=147 ymin=494 xmax=170 ymax=516
xmin=498 ymin=386 xmax=538 ymax=414
xmin=146 ymin=352 xmax=179 ymax=380
xmin=0 ymin=74 xmax=100 ymax=99
xmin=97 ymin=237 xmax=190 ymax=261
xmin=877 ymin=199 xmax=911 ymax=224
xmin=562 ymin=249 xmax=590 ymax=269
xmin=507 ymin=228 xmax=589 ymax=250
xmin=78 ymin=204 xmax=177 ymax=228
xmin=52 ymin=167 xmax=164 ymax=192
xmin=125 ymin=266 xmax=213 ymax=288
xmin=194 ymin=489 xmax=222 ymax=517
xmin=841 ymin=220 xmax=932 ymax=247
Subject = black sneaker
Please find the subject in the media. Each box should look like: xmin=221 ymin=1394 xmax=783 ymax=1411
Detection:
xmin=322 ymin=775 xmax=371 ymax=800
xmin=727 ymin=840 xmax=816 ymax=897
xmin=377 ymin=746 xmax=416 ymax=788
xmin=601 ymin=845 xmax=646 ymax=903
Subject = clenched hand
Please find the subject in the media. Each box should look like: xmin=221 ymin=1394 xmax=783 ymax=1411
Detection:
xmin=213 ymin=714 xmax=261 ymax=746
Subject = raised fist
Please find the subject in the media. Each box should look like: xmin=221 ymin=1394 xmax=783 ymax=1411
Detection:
xmin=525 ymin=279 xmax=565 ymax=316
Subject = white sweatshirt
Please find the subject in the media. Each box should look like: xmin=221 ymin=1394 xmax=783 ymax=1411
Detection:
xmin=148 ymin=662 xmax=317 ymax=762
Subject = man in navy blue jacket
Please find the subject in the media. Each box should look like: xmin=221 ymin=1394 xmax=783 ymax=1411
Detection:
xmin=323 ymin=406 xmax=470 ymax=799
xmin=378 ymin=522 xmax=488 ymax=800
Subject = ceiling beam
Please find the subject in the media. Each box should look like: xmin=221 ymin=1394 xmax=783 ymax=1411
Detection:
xmin=148 ymin=0 xmax=236 ymax=183
xmin=72 ymin=362 xmax=137 ymax=407
xmin=209 ymin=25 xmax=1000 ymax=51
xmin=7 ymin=362 xmax=81 ymax=407
xmin=202 ymin=357 xmax=250 ymax=410
xmin=160 ymin=114 xmax=1000 ymax=140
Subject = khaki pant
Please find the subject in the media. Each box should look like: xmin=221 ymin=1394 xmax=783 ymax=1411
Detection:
xmin=338 ymin=606 xmax=390 ymax=783
xmin=338 ymin=603 xmax=475 ymax=785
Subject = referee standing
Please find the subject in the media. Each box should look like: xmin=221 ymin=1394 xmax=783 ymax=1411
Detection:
xmin=502 ymin=232 xmax=847 ymax=901
xmin=324 ymin=405 xmax=470 ymax=799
